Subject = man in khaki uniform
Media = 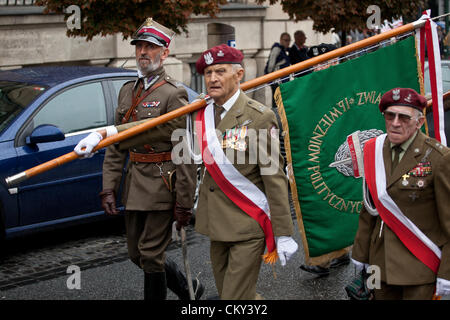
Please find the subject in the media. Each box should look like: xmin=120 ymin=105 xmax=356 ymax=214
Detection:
xmin=352 ymin=88 xmax=450 ymax=299
xmin=75 ymin=18 xmax=200 ymax=300
xmin=75 ymin=44 xmax=299 ymax=300
xmin=191 ymin=44 xmax=298 ymax=299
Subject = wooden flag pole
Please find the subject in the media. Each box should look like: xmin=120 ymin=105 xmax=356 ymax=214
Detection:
xmin=5 ymin=19 xmax=427 ymax=187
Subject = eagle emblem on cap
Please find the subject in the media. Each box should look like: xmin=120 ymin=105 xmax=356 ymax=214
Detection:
xmin=204 ymin=52 xmax=213 ymax=65
xmin=392 ymin=89 xmax=401 ymax=101
xmin=404 ymin=93 xmax=412 ymax=103
xmin=145 ymin=18 xmax=154 ymax=26
xmin=217 ymin=50 xmax=225 ymax=57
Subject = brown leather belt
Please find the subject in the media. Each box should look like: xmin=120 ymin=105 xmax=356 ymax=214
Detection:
xmin=129 ymin=151 xmax=172 ymax=163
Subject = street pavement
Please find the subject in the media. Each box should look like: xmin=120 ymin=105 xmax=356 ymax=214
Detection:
xmin=0 ymin=220 xmax=355 ymax=301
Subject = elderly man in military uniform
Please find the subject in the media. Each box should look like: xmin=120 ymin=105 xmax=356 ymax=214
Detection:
xmin=351 ymin=87 xmax=450 ymax=299
xmin=189 ymin=44 xmax=298 ymax=299
xmin=74 ymin=18 xmax=201 ymax=300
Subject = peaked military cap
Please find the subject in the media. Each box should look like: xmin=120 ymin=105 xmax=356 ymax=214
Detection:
xmin=131 ymin=18 xmax=175 ymax=48
xmin=307 ymin=43 xmax=337 ymax=58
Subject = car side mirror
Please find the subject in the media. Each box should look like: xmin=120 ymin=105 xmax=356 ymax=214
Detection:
xmin=25 ymin=124 xmax=65 ymax=145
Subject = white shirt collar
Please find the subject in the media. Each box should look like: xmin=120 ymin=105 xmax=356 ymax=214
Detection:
xmin=218 ymin=89 xmax=241 ymax=118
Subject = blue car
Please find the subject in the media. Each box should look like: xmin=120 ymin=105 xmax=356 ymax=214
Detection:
xmin=0 ymin=66 xmax=198 ymax=245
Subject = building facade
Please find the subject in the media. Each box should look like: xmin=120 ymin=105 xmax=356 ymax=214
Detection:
xmin=0 ymin=0 xmax=336 ymax=105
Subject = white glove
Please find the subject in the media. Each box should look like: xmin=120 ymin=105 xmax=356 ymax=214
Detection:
xmin=74 ymin=131 xmax=103 ymax=158
xmin=436 ymin=278 xmax=450 ymax=296
xmin=276 ymin=236 xmax=298 ymax=266
xmin=351 ymin=258 xmax=369 ymax=272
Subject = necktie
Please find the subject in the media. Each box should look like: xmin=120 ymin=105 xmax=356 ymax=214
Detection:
xmin=214 ymin=105 xmax=225 ymax=127
xmin=391 ymin=145 xmax=402 ymax=173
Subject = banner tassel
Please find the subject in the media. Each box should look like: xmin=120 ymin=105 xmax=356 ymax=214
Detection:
xmin=262 ymin=250 xmax=278 ymax=265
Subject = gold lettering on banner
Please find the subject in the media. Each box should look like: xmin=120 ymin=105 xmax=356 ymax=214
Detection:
xmin=305 ymin=93 xmax=381 ymax=214
xmin=357 ymin=91 xmax=383 ymax=106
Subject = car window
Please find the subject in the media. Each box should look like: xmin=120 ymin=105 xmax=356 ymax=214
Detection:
xmin=32 ymin=82 xmax=107 ymax=134
xmin=0 ymin=81 xmax=47 ymax=133
xmin=112 ymin=79 xmax=132 ymax=99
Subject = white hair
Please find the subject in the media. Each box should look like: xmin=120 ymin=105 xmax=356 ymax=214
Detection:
xmin=231 ymin=63 xmax=244 ymax=73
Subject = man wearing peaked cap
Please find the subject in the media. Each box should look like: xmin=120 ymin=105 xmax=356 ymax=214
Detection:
xmin=74 ymin=18 xmax=202 ymax=300
xmin=351 ymin=87 xmax=450 ymax=299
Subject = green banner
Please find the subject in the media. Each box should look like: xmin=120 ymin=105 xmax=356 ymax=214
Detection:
xmin=277 ymin=36 xmax=421 ymax=264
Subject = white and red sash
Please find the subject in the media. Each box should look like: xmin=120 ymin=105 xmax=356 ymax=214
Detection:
xmin=363 ymin=134 xmax=441 ymax=274
xmin=195 ymin=102 xmax=277 ymax=262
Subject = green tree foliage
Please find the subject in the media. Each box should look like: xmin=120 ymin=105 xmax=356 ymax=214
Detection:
xmin=35 ymin=0 xmax=226 ymax=41
xmin=256 ymin=0 xmax=427 ymax=34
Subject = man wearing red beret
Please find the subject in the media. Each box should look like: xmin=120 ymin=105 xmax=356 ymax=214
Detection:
xmin=351 ymin=87 xmax=450 ymax=299
xmin=193 ymin=44 xmax=298 ymax=299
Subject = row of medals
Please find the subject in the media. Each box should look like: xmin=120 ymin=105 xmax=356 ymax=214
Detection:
xmin=222 ymin=126 xmax=248 ymax=152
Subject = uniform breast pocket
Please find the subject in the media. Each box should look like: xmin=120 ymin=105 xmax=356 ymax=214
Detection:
xmin=140 ymin=101 xmax=161 ymax=118
xmin=398 ymin=176 xmax=434 ymax=200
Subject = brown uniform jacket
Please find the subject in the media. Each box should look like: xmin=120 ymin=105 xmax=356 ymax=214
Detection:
xmin=116 ymin=91 xmax=294 ymax=242
xmin=195 ymin=92 xmax=293 ymax=242
xmin=352 ymin=131 xmax=450 ymax=285
xmin=102 ymin=67 xmax=196 ymax=211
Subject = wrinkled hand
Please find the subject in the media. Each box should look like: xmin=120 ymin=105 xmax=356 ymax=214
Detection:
xmin=174 ymin=203 xmax=192 ymax=231
xmin=74 ymin=131 xmax=103 ymax=158
xmin=351 ymin=258 xmax=370 ymax=272
xmin=276 ymin=236 xmax=298 ymax=266
xmin=99 ymin=189 xmax=119 ymax=215
xmin=436 ymin=278 xmax=450 ymax=296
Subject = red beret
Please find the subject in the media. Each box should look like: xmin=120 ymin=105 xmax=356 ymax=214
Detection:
xmin=379 ymin=88 xmax=427 ymax=113
xmin=196 ymin=44 xmax=244 ymax=74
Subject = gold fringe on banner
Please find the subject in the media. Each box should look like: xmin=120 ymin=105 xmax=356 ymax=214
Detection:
xmin=415 ymin=33 xmax=429 ymax=136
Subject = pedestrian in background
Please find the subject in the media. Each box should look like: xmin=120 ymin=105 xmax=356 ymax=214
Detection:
xmin=265 ymin=32 xmax=291 ymax=108
xmin=289 ymin=30 xmax=309 ymax=66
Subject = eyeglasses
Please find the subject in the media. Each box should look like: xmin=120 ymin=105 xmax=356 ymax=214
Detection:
xmin=382 ymin=111 xmax=417 ymax=123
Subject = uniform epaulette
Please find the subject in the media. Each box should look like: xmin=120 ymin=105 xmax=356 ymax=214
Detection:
xmin=247 ymin=99 xmax=268 ymax=114
xmin=165 ymin=76 xmax=183 ymax=88
xmin=425 ymin=137 xmax=450 ymax=155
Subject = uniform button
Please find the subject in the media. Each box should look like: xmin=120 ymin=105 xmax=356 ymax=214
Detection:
xmin=209 ymin=186 xmax=214 ymax=192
